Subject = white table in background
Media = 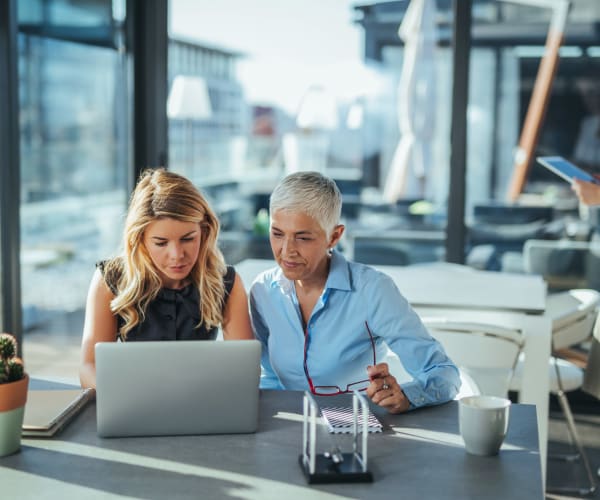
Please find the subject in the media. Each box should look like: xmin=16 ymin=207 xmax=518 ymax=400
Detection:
xmin=236 ymin=259 xmax=551 ymax=482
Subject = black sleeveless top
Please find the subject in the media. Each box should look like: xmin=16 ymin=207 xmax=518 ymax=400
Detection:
xmin=97 ymin=260 xmax=236 ymax=342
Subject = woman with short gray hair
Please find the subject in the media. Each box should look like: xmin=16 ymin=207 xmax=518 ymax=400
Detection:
xmin=250 ymin=171 xmax=459 ymax=413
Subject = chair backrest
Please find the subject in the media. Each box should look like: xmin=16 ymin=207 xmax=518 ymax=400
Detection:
xmin=582 ymin=314 xmax=600 ymax=398
xmin=381 ymin=344 xmax=481 ymax=400
xmin=582 ymin=337 xmax=600 ymax=399
xmin=422 ymin=317 xmax=524 ymax=398
xmin=523 ymin=239 xmax=590 ymax=290
xmin=456 ymin=368 xmax=482 ymax=399
xmin=473 ymin=204 xmax=554 ymax=225
xmin=547 ymin=289 xmax=600 ymax=350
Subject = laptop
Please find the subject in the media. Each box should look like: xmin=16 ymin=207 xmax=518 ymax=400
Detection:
xmin=95 ymin=339 xmax=261 ymax=438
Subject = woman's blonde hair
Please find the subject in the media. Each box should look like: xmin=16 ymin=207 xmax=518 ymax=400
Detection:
xmin=105 ymin=168 xmax=226 ymax=338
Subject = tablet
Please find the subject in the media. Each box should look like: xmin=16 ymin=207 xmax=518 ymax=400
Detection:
xmin=536 ymin=156 xmax=600 ymax=185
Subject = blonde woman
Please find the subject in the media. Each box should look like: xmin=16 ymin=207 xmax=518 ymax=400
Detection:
xmin=80 ymin=168 xmax=253 ymax=389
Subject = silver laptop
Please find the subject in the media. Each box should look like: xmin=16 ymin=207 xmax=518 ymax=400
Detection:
xmin=95 ymin=340 xmax=261 ymax=438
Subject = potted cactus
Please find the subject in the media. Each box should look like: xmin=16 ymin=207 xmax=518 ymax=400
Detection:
xmin=0 ymin=333 xmax=29 ymax=456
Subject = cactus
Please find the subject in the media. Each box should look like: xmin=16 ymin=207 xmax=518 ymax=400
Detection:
xmin=0 ymin=333 xmax=25 ymax=384
xmin=7 ymin=359 xmax=24 ymax=382
xmin=0 ymin=333 xmax=16 ymax=360
xmin=0 ymin=359 xmax=7 ymax=384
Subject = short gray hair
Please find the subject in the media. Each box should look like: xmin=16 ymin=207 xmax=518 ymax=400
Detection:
xmin=269 ymin=171 xmax=342 ymax=236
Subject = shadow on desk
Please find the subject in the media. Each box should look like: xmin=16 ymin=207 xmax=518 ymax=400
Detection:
xmin=6 ymin=446 xmax=259 ymax=499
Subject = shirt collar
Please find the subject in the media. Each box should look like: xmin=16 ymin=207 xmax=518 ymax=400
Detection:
xmin=270 ymin=249 xmax=351 ymax=293
xmin=327 ymin=249 xmax=352 ymax=291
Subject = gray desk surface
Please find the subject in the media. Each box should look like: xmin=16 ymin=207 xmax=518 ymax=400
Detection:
xmin=2 ymin=382 xmax=543 ymax=499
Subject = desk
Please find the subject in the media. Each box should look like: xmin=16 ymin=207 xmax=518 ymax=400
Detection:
xmin=2 ymin=386 xmax=542 ymax=499
xmin=235 ymin=259 xmax=551 ymax=482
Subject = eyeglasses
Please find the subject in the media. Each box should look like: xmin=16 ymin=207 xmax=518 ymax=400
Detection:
xmin=303 ymin=321 xmax=376 ymax=396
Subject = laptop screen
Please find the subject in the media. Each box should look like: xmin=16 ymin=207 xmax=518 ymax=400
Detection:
xmin=95 ymin=339 xmax=261 ymax=437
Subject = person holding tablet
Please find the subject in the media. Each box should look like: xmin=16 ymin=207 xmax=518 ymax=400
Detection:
xmin=249 ymin=171 xmax=460 ymax=413
xmin=80 ymin=168 xmax=253 ymax=389
xmin=572 ymin=177 xmax=600 ymax=206
xmin=536 ymin=156 xmax=600 ymax=206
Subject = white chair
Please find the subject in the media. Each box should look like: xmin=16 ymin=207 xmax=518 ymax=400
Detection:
xmin=582 ymin=323 xmax=600 ymax=481
xmin=523 ymin=238 xmax=600 ymax=291
xmin=582 ymin=318 xmax=600 ymax=401
xmin=549 ymin=289 xmax=600 ymax=352
xmin=422 ymin=318 xmax=524 ymax=399
xmin=381 ymin=345 xmax=481 ymax=400
xmin=509 ymin=288 xmax=600 ymax=496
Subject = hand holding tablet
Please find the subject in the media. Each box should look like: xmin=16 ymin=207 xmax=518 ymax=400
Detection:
xmin=572 ymin=176 xmax=600 ymax=206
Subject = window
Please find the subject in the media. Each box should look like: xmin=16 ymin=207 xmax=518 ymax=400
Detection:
xmin=18 ymin=0 xmax=129 ymax=379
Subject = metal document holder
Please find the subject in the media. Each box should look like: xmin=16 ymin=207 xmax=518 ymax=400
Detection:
xmin=299 ymin=390 xmax=373 ymax=484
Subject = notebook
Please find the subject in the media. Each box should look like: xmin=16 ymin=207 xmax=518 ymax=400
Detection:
xmin=95 ymin=339 xmax=261 ymax=438
xmin=23 ymin=388 xmax=95 ymax=437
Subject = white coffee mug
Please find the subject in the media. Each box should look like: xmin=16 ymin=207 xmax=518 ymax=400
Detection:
xmin=459 ymin=395 xmax=511 ymax=456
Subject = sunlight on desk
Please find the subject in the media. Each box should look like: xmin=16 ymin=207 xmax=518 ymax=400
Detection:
xmin=388 ymin=427 xmax=525 ymax=452
xmin=273 ymin=411 xmax=305 ymax=423
xmin=5 ymin=468 xmax=113 ymax=499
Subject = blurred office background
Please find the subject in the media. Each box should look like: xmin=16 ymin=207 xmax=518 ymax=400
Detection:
xmin=1 ymin=0 xmax=600 ymax=378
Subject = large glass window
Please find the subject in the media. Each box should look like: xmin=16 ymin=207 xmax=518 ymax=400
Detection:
xmin=462 ymin=2 xmax=600 ymax=275
xmin=18 ymin=1 xmax=129 ymax=380
xmin=166 ymin=0 xmax=600 ymax=278
xmin=168 ymin=0 xmax=450 ymax=266
xmin=10 ymin=0 xmax=599 ymax=380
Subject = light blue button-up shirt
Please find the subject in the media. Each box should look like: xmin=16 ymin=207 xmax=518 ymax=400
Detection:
xmin=249 ymin=251 xmax=460 ymax=409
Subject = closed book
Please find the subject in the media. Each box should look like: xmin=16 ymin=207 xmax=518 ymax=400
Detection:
xmin=22 ymin=388 xmax=94 ymax=437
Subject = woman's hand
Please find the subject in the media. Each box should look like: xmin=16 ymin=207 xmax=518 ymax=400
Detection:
xmin=365 ymin=363 xmax=410 ymax=414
